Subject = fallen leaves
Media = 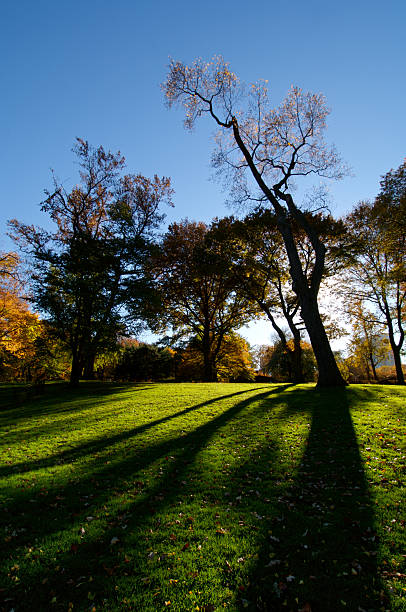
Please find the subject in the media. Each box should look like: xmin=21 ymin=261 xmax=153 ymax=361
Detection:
xmin=215 ymin=528 xmax=228 ymax=536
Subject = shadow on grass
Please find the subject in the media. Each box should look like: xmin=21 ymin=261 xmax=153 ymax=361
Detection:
xmin=0 ymin=386 xmax=270 ymax=477
xmin=1 ymin=384 xmax=293 ymax=610
xmin=240 ymin=388 xmax=387 ymax=611
xmin=0 ymin=381 xmax=152 ymax=417
xmin=0 ymin=384 xmax=388 ymax=611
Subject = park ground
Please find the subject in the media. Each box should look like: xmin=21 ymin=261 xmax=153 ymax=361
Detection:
xmin=0 ymin=382 xmax=405 ymax=611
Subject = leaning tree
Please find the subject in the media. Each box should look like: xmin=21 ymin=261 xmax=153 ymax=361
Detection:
xmin=163 ymin=56 xmax=348 ymax=386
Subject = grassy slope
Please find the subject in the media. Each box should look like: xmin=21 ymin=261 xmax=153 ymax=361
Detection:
xmin=0 ymin=382 xmax=404 ymax=612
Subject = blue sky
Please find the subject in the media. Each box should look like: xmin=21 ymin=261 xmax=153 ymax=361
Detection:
xmin=1 ymin=0 xmax=405 ymax=346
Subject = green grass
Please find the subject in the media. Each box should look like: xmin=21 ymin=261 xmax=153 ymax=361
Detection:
xmin=0 ymin=382 xmax=405 ymax=611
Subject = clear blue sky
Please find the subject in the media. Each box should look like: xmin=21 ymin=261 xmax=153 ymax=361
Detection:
xmin=1 ymin=0 xmax=405 ymax=345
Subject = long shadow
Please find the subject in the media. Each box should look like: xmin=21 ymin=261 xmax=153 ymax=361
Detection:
xmin=5 ymin=384 xmax=387 ymax=611
xmin=0 ymin=384 xmax=292 ymax=611
xmin=0 ymin=381 xmax=152 ymax=418
xmin=241 ymin=387 xmax=387 ymax=611
xmin=0 ymin=386 xmax=289 ymax=553
xmin=0 ymin=386 xmax=269 ymax=478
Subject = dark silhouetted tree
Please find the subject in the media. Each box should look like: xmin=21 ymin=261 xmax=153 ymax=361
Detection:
xmin=10 ymin=139 xmax=172 ymax=385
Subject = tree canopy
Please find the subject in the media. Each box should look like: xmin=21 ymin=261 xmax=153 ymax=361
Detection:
xmin=150 ymin=219 xmax=256 ymax=381
xmin=342 ymin=160 xmax=406 ymax=384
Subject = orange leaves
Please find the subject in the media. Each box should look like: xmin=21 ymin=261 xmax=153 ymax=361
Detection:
xmin=215 ymin=527 xmax=228 ymax=536
xmin=0 ymin=251 xmax=44 ymax=374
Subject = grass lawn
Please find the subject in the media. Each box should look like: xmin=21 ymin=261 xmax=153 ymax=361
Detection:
xmin=0 ymin=382 xmax=405 ymax=611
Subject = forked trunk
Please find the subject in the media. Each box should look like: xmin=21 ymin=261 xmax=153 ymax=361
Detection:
xmin=259 ymin=302 xmax=304 ymax=383
xmin=386 ymin=315 xmax=405 ymax=385
xmin=370 ymin=355 xmax=379 ymax=382
xmin=364 ymin=358 xmax=371 ymax=383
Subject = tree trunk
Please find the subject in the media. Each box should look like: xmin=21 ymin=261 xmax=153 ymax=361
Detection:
xmin=70 ymin=351 xmax=83 ymax=386
xmin=201 ymin=326 xmax=218 ymax=382
xmin=83 ymin=353 xmax=96 ymax=379
xmin=231 ymin=120 xmax=346 ymax=387
xmin=291 ymin=333 xmax=305 ymax=383
xmin=203 ymin=353 xmax=217 ymax=382
xmin=364 ymin=357 xmax=371 ymax=383
xmin=259 ymin=301 xmax=304 ymax=383
xmin=300 ymin=294 xmax=347 ymax=387
xmin=385 ymin=305 xmax=405 ymax=385
xmin=390 ymin=342 xmax=405 ymax=385
xmin=369 ymin=354 xmax=379 ymax=382
xmin=273 ymin=201 xmax=346 ymax=387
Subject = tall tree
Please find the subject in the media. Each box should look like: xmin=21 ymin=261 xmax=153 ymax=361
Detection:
xmin=150 ymin=220 xmax=255 ymax=381
xmin=163 ymin=57 xmax=348 ymax=386
xmin=9 ymin=139 xmax=172 ymax=385
xmin=343 ymin=179 xmax=406 ymax=384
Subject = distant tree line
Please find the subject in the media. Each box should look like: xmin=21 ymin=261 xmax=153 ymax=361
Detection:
xmin=1 ymin=136 xmax=405 ymax=386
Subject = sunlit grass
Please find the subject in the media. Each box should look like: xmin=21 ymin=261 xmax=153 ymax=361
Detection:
xmin=0 ymin=382 xmax=405 ymax=611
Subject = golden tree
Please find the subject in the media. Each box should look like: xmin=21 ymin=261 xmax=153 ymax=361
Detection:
xmin=0 ymin=252 xmax=43 ymax=379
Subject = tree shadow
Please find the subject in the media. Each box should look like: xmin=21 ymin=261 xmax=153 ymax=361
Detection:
xmin=1 ymin=384 xmax=390 ymax=611
xmin=0 ymin=386 xmax=270 ymax=477
xmin=0 ymin=381 xmax=152 ymax=417
xmin=1 ymin=385 xmax=290 ymax=608
xmin=241 ymin=387 xmax=387 ymax=611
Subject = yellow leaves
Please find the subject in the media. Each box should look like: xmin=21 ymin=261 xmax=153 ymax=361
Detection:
xmin=0 ymin=289 xmax=40 ymax=357
xmin=0 ymin=252 xmax=46 ymax=376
